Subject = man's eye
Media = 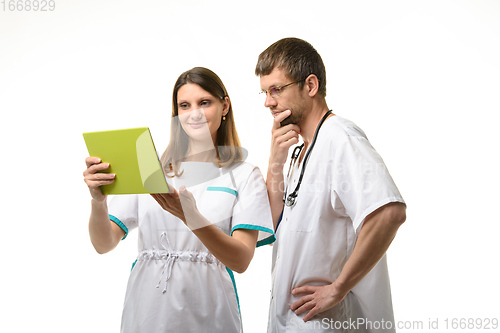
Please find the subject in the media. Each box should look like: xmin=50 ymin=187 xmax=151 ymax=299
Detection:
xmin=271 ymin=87 xmax=280 ymax=95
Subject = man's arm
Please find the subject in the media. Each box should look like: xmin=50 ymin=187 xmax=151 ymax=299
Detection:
xmin=266 ymin=161 xmax=286 ymax=230
xmin=291 ymin=202 xmax=406 ymax=321
xmin=266 ymin=110 xmax=300 ymax=229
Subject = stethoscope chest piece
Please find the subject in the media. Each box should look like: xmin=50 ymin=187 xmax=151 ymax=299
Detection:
xmin=285 ymin=192 xmax=297 ymax=207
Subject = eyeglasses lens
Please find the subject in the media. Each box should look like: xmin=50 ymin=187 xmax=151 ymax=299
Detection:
xmin=270 ymin=87 xmax=279 ymax=98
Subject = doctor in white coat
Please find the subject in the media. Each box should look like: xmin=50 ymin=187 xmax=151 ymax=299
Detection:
xmin=256 ymin=38 xmax=407 ymax=333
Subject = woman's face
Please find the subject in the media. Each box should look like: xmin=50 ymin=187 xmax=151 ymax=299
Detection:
xmin=177 ymin=83 xmax=229 ymax=145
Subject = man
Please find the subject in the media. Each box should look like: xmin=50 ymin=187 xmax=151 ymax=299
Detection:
xmin=256 ymin=37 xmax=406 ymax=332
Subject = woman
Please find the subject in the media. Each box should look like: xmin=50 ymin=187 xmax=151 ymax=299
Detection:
xmin=83 ymin=67 xmax=275 ymax=332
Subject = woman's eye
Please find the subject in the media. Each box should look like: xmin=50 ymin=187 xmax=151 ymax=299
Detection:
xmin=179 ymin=103 xmax=190 ymax=110
xmin=200 ymin=100 xmax=211 ymax=108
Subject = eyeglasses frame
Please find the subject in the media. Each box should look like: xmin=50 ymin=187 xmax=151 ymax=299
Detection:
xmin=260 ymin=78 xmax=307 ymax=98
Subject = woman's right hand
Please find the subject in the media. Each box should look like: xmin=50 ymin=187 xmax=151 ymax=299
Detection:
xmin=83 ymin=157 xmax=115 ymax=202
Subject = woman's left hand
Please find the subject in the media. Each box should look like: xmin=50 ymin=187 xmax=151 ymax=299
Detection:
xmin=151 ymin=186 xmax=188 ymax=222
xmin=151 ymin=186 xmax=208 ymax=230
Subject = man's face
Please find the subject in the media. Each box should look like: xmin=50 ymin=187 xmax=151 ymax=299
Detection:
xmin=260 ymin=68 xmax=308 ymax=127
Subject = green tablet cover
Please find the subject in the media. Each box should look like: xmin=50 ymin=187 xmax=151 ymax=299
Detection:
xmin=83 ymin=127 xmax=169 ymax=195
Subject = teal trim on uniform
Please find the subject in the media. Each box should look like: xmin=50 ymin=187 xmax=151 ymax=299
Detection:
xmin=257 ymin=235 xmax=276 ymax=247
xmin=131 ymin=260 xmax=137 ymax=271
xmin=231 ymin=224 xmax=274 ymax=235
xmin=207 ymin=186 xmax=238 ymax=197
xmin=231 ymin=224 xmax=276 ymax=248
xmin=225 ymin=267 xmax=241 ymax=316
xmin=109 ymin=214 xmax=128 ymax=240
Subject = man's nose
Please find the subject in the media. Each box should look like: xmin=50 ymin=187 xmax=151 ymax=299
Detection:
xmin=264 ymin=93 xmax=277 ymax=108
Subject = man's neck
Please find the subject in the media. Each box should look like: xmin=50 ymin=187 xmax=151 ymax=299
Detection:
xmin=300 ymin=102 xmax=332 ymax=150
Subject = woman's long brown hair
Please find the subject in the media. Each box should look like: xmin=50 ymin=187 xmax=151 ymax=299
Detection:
xmin=160 ymin=67 xmax=243 ymax=177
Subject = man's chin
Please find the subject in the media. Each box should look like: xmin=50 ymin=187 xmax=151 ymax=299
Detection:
xmin=280 ymin=116 xmax=299 ymax=127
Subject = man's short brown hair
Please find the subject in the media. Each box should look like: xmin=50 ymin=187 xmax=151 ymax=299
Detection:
xmin=255 ymin=37 xmax=327 ymax=97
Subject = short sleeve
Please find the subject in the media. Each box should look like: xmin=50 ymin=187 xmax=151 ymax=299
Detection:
xmin=332 ymin=136 xmax=405 ymax=234
xmin=230 ymin=166 xmax=275 ymax=247
xmin=107 ymin=194 xmax=139 ymax=240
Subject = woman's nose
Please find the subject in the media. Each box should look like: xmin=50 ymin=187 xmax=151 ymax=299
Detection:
xmin=190 ymin=108 xmax=204 ymax=120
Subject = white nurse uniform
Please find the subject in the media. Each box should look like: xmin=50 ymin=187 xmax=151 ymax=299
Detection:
xmin=108 ymin=161 xmax=275 ymax=333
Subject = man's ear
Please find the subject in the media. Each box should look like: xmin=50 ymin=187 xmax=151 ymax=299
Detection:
xmin=304 ymin=74 xmax=319 ymax=97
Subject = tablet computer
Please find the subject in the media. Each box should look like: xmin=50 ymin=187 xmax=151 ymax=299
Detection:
xmin=83 ymin=127 xmax=169 ymax=195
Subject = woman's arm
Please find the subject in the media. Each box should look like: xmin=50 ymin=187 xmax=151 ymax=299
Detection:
xmin=192 ymin=226 xmax=258 ymax=273
xmin=84 ymin=157 xmax=125 ymax=254
xmin=151 ymin=187 xmax=259 ymax=273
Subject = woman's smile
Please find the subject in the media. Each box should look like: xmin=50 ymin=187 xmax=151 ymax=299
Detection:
xmin=188 ymin=121 xmax=207 ymax=129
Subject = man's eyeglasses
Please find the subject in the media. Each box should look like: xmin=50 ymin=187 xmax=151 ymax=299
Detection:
xmin=260 ymin=79 xmax=306 ymax=98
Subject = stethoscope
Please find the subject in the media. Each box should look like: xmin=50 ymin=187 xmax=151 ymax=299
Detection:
xmin=283 ymin=110 xmax=333 ymax=207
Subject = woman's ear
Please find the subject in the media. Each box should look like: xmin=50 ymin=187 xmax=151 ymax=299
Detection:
xmin=304 ymin=74 xmax=320 ymax=97
xmin=222 ymin=96 xmax=230 ymax=116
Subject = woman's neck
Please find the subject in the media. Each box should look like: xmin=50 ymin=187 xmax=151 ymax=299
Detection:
xmin=185 ymin=141 xmax=218 ymax=163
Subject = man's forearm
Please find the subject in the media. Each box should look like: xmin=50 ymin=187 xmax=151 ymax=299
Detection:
xmin=266 ymin=162 xmax=286 ymax=230
xmin=334 ymin=202 xmax=406 ymax=292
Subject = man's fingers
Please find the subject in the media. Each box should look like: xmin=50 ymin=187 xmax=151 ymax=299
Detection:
xmin=289 ymin=287 xmax=322 ymax=322
xmin=273 ymin=122 xmax=300 ymax=137
xmin=291 ymin=294 xmax=314 ymax=311
xmin=273 ymin=125 xmax=300 ymax=138
xmin=276 ymin=130 xmax=299 ymax=146
xmin=290 ymin=284 xmax=341 ymax=322
xmin=292 ymin=285 xmax=317 ymax=295
xmin=302 ymin=306 xmax=321 ymax=322
xmin=294 ymin=299 xmax=316 ymax=316
xmin=272 ymin=110 xmax=291 ymax=129
xmin=272 ymin=125 xmax=299 ymax=149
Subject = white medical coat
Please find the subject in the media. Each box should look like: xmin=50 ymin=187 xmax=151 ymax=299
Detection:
xmin=268 ymin=116 xmax=405 ymax=333
xmin=108 ymin=161 xmax=275 ymax=333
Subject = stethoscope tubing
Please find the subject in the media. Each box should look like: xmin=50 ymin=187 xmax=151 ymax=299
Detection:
xmin=283 ymin=110 xmax=333 ymax=207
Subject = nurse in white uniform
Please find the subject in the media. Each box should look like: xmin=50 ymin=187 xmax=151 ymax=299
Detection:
xmin=83 ymin=67 xmax=275 ymax=333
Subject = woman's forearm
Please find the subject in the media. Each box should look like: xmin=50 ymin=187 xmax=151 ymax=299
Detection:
xmin=152 ymin=189 xmax=259 ymax=272
xmin=88 ymin=198 xmax=123 ymax=254
xmin=189 ymin=214 xmax=257 ymax=273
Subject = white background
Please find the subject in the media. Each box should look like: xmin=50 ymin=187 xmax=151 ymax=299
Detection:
xmin=1 ymin=0 xmax=499 ymax=332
